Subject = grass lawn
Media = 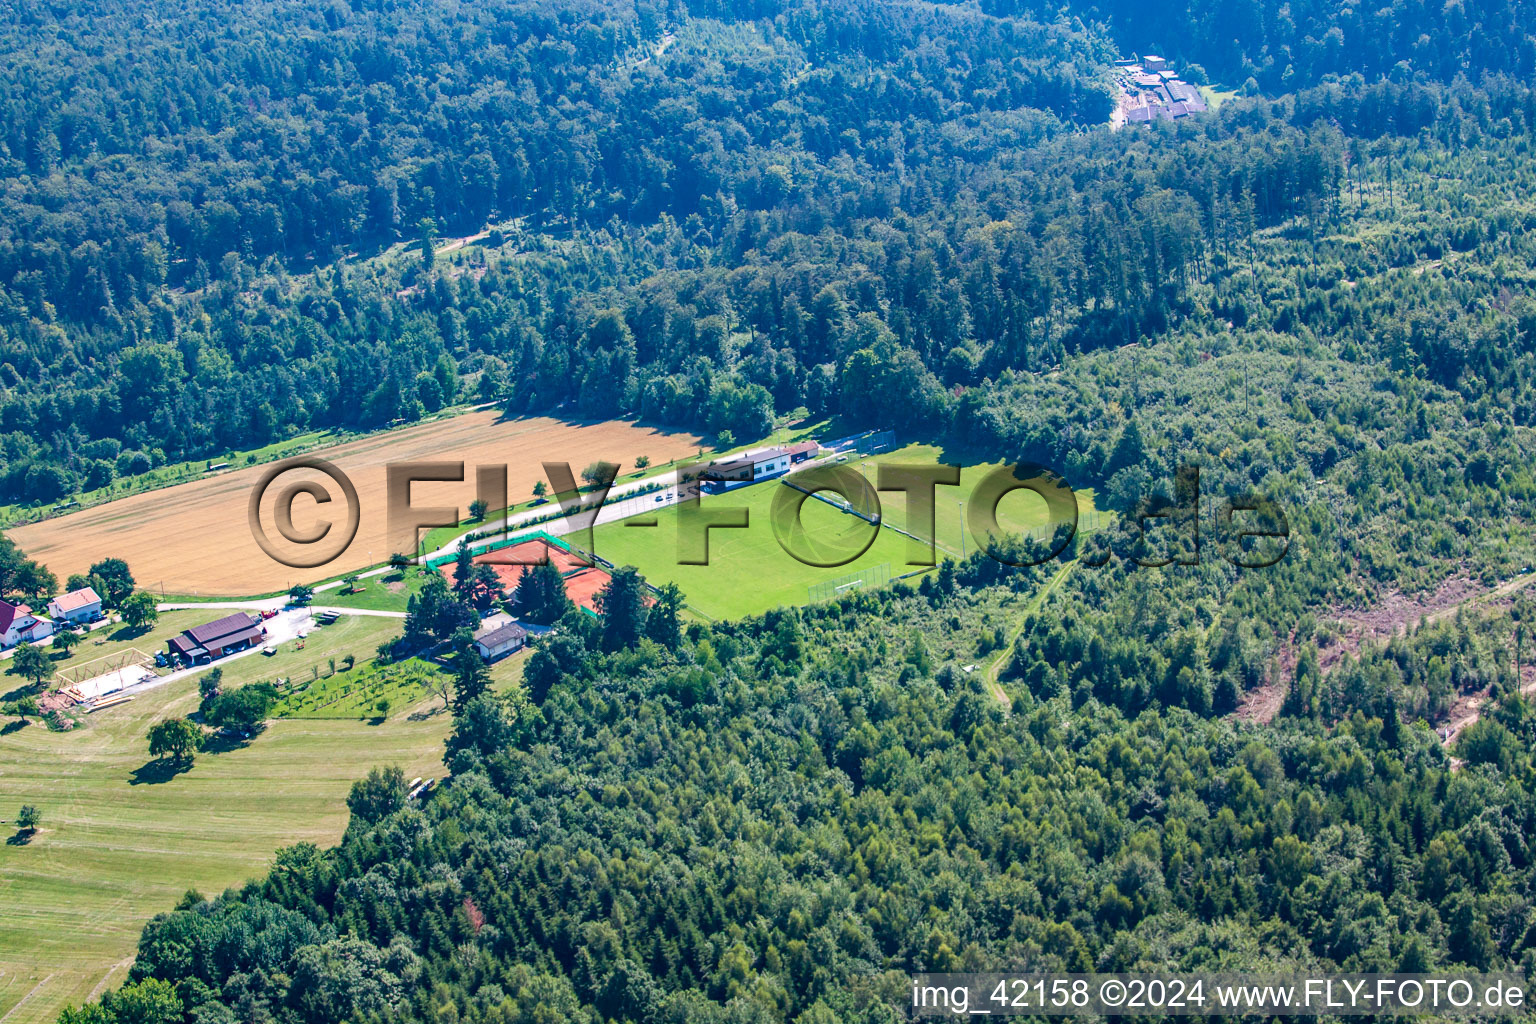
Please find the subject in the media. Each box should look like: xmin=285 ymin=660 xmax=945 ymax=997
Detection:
xmin=487 ymin=648 xmax=528 ymax=690
xmin=591 ymin=474 xmax=914 ymax=620
xmin=233 ymin=614 xmax=407 ymax=689
xmin=589 ymin=442 xmax=1099 ymax=621
xmin=1199 ymin=83 xmax=1241 ymax=109
xmin=163 ymin=561 xmax=417 ymax=605
xmin=0 ymin=612 xmax=455 ymax=1024
xmin=317 ymin=568 xmax=431 ymax=613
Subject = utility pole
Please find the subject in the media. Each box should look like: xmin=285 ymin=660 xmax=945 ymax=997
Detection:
xmin=1244 ymin=348 xmax=1251 ymax=420
xmin=1517 ymin=624 xmax=1524 ymax=690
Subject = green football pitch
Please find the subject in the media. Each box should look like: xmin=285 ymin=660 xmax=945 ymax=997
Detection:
xmin=589 ymin=443 xmax=1098 ymax=620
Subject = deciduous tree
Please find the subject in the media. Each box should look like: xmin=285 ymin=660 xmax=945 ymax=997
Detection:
xmin=147 ymin=718 xmax=202 ymax=762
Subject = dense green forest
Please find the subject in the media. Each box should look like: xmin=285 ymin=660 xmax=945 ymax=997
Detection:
xmin=60 ymin=575 xmax=1536 ymax=1024
xmin=992 ymin=0 xmax=1536 ymax=91
xmin=0 ymin=0 xmax=1111 ymax=501
xmin=24 ymin=0 xmax=1536 ymax=1021
xmin=2 ymin=0 xmax=1531 ymax=504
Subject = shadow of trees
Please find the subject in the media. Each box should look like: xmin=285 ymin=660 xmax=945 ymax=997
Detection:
xmin=0 ymin=681 xmax=43 ymax=702
xmin=199 ymin=730 xmax=259 ymax=755
xmin=129 ymin=757 xmax=194 ymax=785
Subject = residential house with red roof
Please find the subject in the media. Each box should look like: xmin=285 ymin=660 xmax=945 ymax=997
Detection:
xmin=0 ymin=600 xmax=54 ymax=648
xmin=48 ymin=586 xmax=103 ymax=625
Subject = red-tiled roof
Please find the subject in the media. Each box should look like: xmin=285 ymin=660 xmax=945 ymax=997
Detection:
xmin=52 ymin=587 xmax=101 ymax=613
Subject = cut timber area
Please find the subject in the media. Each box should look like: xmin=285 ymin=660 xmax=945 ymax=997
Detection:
xmin=1234 ymin=571 xmax=1536 ymax=737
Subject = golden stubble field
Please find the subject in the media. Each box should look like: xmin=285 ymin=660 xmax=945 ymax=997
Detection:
xmin=11 ymin=413 xmax=705 ymax=595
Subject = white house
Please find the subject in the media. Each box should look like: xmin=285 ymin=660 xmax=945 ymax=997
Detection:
xmin=474 ymin=620 xmax=528 ymax=662
xmin=702 ymin=446 xmax=793 ymax=490
xmin=0 ymin=600 xmax=54 ymax=648
xmin=48 ymin=586 xmax=103 ymax=624
xmin=748 ymin=448 xmax=791 ymax=479
xmin=477 ymin=611 xmax=515 ymax=633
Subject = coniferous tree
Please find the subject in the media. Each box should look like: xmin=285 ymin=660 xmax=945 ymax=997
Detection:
xmin=597 ymin=567 xmax=648 ymax=652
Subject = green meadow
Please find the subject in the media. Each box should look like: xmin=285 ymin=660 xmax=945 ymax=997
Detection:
xmin=593 ymin=482 xmax=915 ymax=620
xmin=0 ymin=613 xmax=458 ymax=1024
xmin=315 ymin=567 xmax=431 ymax=613
xmin=273 ymin=659 xmax=443 ymax=720
xmin=590 ymin=442 xmax=1097 ymax=620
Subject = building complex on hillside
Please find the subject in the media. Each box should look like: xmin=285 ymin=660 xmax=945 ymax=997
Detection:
xmin=698 ymin=440 xmax=821 ymax=491
xmin=1114 ymin=54 xmax=1208 ymax=125
xmin=1 ymin=586 xmax=104 ymax=649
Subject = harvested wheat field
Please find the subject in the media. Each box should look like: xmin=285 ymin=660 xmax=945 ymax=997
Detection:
xmin=12 ymin=413 xmax=704 ymax=596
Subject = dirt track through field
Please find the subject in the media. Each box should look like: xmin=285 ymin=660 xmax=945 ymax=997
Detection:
xmin=12 ymin=413 xmax=704 ymax=596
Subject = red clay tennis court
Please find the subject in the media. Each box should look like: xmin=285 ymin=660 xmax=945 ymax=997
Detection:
xmin=436 ymin=537 xmax=614 ymax=612
xmin=477 ymin=538 xmax=591 ymax=572
xmin=437 ymin=537 xmax=592 ymax=591
xmin=562 ymin=567 xmax=614 ymax=613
